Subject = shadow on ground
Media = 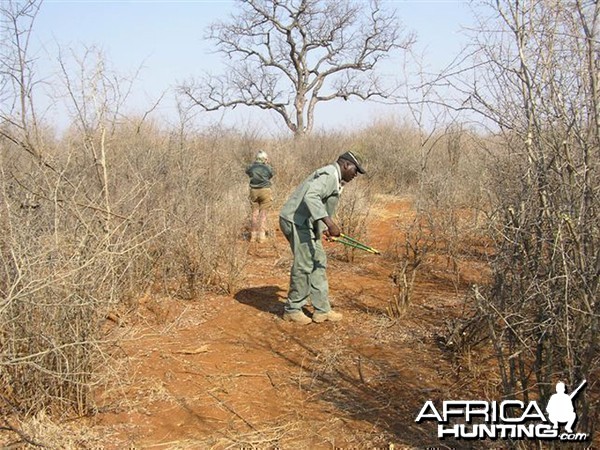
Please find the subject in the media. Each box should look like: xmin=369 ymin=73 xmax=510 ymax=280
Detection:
xmin=234 ymin=285 xmax=286 ymax=316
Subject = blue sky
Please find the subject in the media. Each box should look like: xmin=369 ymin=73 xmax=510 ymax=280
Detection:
xmin=32 ymin=0 xmax=474 ymax=134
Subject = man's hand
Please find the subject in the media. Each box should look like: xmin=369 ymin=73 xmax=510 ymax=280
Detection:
xmin=322 ymin=217 xmax=341 ymax=238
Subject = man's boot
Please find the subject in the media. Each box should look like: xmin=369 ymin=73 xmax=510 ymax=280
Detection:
xmin=312 ymin=310 xmax=343 ymax=323
xmin=283 ymin=310 xmax=312 ymax=325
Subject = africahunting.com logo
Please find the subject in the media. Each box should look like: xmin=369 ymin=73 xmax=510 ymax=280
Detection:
xmin=415 ymin=380 xmax=588 ymax=442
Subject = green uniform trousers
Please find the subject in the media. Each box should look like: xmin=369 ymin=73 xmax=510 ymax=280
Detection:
xmin=279 ymin=217 xmax=331 ymax=314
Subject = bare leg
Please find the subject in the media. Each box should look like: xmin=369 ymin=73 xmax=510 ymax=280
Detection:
xmin=250 ymin=209 xmax=259 ymax=241
xmin=258 ymin=209 xmax=268 ymax=241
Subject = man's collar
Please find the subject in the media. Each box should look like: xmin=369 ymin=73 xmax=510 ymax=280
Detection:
xmin=334 ymin=162 xmax=342 ymax=191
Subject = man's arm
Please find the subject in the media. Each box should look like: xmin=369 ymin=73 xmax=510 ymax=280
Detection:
xmin=321 ymin=216 xmax=341 ymax=237
xmin=303 ymin=171 xmax=334 ymax=223
xmin=302 ymin=167 xmax=340 ymax=237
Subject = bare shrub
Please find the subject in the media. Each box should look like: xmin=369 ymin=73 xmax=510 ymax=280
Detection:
xmin=0 ymin=142 xmax=157 ymax=416
xmin=353 ymin=119 xmax=422 ymax=195
xmin=333 ymin=178 xmax=374 ymax=262
xmin=103 ymin=121 xmax=260 ymax=298
xmin=0 ymin=3 xmax=166 ymax=421
xmin=269 ymin=131 xmax=352 ymax=197
xmin=367 ymin=118 xmax=491 ymax=317
xmin=446 ymin=0 xmax=600 ymax=440
xmin=163 ymin=199 xmax=249 ymax=298
xmin=387 ymin=215 xmax=431 ymax=318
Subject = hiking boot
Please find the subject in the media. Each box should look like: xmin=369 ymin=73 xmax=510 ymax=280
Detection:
xmin=312 ymin=310 xmax=343 ymax=323
xmin=283 ymin=311 xmax=312 ymax=325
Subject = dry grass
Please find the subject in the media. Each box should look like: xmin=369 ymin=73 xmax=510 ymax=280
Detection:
xmin=0 ymin=410 xmax=106 ymax=449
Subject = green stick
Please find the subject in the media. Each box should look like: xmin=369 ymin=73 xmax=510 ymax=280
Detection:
xmin=331 ymin=235 xmax=380 ymax=254
xmin=340 ymin=233 xmax=380 ymax=254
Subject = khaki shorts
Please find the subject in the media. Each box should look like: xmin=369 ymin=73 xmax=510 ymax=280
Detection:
xmin=249 ymin=187 xmax=273 ymax=211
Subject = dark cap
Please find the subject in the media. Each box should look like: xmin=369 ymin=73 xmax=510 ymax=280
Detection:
xmin=339 ymin=151 xmax=366 ymax=174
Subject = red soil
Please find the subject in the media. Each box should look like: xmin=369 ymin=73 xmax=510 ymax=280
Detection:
xmin=87 ymin=195 xmax=501 ymax=449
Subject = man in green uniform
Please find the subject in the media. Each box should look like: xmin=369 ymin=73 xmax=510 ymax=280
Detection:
xmin=279 ymin=151 xmax=366 ymax=324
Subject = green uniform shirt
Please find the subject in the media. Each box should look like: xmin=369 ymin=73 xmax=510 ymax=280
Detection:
xmin=279 ymin=163 xmax=342 ymax=238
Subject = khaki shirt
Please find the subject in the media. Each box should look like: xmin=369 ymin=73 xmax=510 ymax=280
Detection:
xmin=280 ymin=163 xmax=342 ymax=238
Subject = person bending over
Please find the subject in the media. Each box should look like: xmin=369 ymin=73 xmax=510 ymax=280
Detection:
xmin=279 ymin=151 xmax=366 ymax=324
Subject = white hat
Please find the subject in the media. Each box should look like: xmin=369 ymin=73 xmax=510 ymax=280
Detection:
xmin=256 ymin=150 xmax=268 ymax=162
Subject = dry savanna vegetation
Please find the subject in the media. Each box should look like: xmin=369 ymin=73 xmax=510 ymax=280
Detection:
xmin=1 ymin=0 xmax=599 ymax=448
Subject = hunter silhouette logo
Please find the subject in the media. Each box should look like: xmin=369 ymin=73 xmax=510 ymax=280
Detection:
xmin=546 ymin=380 xmax=586 ymax=433
xmin=415 ymin=379 xmax=588 ymax=442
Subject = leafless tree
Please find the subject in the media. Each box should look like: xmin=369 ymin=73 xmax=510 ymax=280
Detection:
xmin=0 ymin=0 xmax=43 ymax=159
xmin=180 ymin=0 xmax=414 ymax=138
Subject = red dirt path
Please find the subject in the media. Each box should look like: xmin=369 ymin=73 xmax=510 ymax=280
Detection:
xmin=91 ymin=195 xmax=497 ymax=449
